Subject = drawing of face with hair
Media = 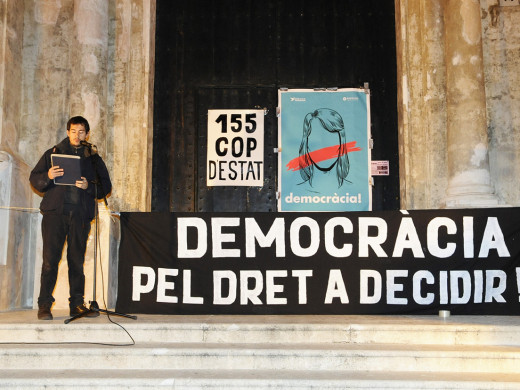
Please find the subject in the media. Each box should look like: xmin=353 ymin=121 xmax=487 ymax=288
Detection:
xmin=298 ymin=108 xmax=350 ymax=188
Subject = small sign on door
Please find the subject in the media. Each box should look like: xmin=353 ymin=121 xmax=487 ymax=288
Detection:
xmin=371 ymin=160 xmax=389 ymax=176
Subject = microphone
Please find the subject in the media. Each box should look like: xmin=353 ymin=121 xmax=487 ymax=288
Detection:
xmin=80 ymin=140 xmax=95 ymax=148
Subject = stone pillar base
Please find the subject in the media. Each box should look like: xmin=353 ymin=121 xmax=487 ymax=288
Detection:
xmin=0 ymin=150 xmax=36 ymax=310
xmin=445 ymin=193 xmax=500 ymax=208
xmin=445 ymin=168 xmax=500 ymax=208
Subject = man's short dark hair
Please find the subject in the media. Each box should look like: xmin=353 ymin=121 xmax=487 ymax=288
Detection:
xmin=67 ymin=116 xmax=90 ymax=133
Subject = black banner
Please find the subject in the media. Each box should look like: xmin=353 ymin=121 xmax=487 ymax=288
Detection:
xmin=116 ymin=209 xmax=520 ymax=315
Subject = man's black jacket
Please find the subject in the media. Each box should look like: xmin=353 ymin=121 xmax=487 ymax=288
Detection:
xmin=30 ymin=137 xmax=112 ymax=221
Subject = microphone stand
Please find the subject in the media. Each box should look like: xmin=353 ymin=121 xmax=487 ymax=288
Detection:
xmin=65 ymin=144 xmax=136 ymax=324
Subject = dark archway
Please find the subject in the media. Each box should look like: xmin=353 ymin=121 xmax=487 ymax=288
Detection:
xmin=153 ymin=0 xmax=398 ymax=211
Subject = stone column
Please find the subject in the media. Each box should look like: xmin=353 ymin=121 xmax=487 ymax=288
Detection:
xmin=105 ymin=0 xmax=155 ymax=307
xmin=70 ymin=0 xmax=109 ymax=142
xmin=28 ymin=0 xmax=113 ymax=310
xmin=0 ymin=0 xmax=23 ymax=151
xmin=0 ymin=0 xmax=36 ymax=311
xmin=395 ymin=0 xmax=448 ymax=209
xmin=111 ymin=0 xmax=156 ymax=213
xmin=70 ymin=0 xmax=111 ymax=310
xmin=444 ymin=0 xmax=498 ymax=207
xmin=20 ymin=0 xmax=73 ymax=158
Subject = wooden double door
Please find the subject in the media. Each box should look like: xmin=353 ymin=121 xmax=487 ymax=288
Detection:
xmin=152 ymin=0 xmax=399 ymax=212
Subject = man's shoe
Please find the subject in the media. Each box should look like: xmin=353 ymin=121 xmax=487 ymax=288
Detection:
xmin=69 ymin=304 xmax=99 ymax=317
xmin=69 ymin=304 xmax=89 ymax=316
xmin=37 ymin=306 xmax=53 ymax=320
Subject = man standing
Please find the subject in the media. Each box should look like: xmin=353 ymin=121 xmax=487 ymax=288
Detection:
xmin=30 ymin=116 xmax=112 ymax=320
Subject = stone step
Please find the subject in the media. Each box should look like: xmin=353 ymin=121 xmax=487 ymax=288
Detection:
xmin=1 ymin=310 xmax=520 ymax=388
xmin=1 ymin=342 xmax=520 ymax=373
xmin=2 ymin=310 xmax=520 ymax=346
xmin=1 ymin=369 xmax=520 ymax=389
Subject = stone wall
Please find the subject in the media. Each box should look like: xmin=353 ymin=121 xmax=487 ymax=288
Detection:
xmin=0 ymin=0 xmax=155 ymax=311
xmin=482 ymin=2 xmax=520 ymax=206
xmin=0 ymin=0 xmax=36 ymax=311
xmin=395 ymin=0 xmax=449 ymax=208
xmin=110 ymin=0 xmax=155 ymax=213
xmin=19 ymin=0 xmax=155 ymax=211
xmin=0 ymin=151 xmax=35 ymax=309
xmin=0 ymin=0 xmax=519 ymax=311
xmin=395 ymin=0 xmax=520 ymax=209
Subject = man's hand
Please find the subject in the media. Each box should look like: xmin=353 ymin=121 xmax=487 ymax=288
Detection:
xmin=75 ymin=177 xmax=88 ymax=190
xmin=48 ymin=166 xmax=64 ymax=180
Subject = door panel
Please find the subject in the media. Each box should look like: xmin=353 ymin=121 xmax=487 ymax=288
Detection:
xmin=196 ymin=87 xmax=278 ymax=212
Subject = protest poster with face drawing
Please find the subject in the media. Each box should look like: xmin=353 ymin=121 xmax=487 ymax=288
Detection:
xmin=278 ymin=89 xmax=371 ymax=211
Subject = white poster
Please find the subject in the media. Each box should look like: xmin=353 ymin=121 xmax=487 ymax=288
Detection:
xmin=207 ymin=109 xmax=264 ymax=186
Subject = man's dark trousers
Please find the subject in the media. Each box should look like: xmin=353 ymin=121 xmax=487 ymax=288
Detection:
xmin=38 ymin=206 xmax=91 ymax=307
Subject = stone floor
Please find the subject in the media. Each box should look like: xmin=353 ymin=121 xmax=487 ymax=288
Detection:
xmin=2 ymin=308 xmax=520 ymax=327
xmin=1 ymin=310 xmax=520 ymax=389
